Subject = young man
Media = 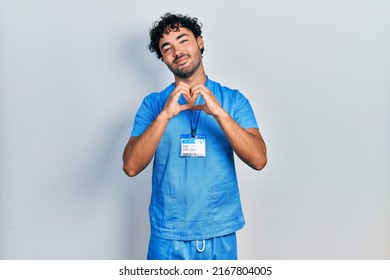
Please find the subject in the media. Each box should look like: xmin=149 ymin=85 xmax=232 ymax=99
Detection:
xmin=123 ymin=13 xmax=267 ymax=260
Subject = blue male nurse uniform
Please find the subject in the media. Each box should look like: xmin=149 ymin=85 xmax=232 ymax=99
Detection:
xmin=130 ymin=77 xmax=259 ymax=259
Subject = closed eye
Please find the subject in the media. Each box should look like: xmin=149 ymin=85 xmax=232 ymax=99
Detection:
xmin=160 ymin=41 xmax=171 ymax=53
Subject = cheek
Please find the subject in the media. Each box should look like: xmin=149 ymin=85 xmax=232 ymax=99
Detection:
xmin=162 ymin=57 xmax=173 ymax=67
xmin=161 ymin=55 xmax=169 ymax=64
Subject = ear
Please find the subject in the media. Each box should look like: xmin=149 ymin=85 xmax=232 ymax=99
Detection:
xmin=197 ymin=36 xmax=204 ymax=50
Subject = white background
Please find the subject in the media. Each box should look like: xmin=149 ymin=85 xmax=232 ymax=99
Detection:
xmin=1 ymin=0 xmax=389 ymax=259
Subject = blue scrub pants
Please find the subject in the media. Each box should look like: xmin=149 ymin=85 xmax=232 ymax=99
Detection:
xmin=147 ymin=232 xmax=238 ymax=260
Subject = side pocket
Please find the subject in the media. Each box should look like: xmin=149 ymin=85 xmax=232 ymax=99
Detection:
xmin=149 ymin=186 xmax=177 ymax=229
xmin=212 ymin=181 xmax=241 ymax=224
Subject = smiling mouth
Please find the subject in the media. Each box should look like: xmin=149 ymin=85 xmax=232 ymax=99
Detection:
xmin=174 ymin=55 xmax=190 ymax=65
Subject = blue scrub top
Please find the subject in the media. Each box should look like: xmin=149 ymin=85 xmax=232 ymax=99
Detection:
xmin=131 ymin=77 xmax=259 ymax=240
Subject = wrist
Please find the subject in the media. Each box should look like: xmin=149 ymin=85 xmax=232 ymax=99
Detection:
xmin=157 ymin=111 xmax=171 ymax=122
xmin=214 ymin=109 xmax=229 ymax=123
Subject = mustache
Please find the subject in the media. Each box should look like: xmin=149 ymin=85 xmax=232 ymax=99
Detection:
xmin=174 ymin=53 xmax=190 ymax=63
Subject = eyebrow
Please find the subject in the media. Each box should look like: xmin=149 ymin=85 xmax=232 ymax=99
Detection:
xmin=160 ymin=33 xmax=190 ymax=50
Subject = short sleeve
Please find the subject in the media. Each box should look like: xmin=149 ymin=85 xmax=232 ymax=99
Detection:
xmin=232 ymin=90 xmax=259 ymax=129
xmin=130 ymin=96 xmax=158 ymax=137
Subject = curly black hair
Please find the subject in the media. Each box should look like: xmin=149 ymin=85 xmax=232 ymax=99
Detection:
xmin=148 ymin=13 xmax=204 ymax=60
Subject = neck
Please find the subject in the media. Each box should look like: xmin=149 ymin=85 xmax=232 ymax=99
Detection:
xmin=174 ymin=65 xmax=207 ymax=89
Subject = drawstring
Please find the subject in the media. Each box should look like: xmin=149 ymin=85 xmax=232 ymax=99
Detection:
xmin=196 ymin=239 xmax=205 ymax=252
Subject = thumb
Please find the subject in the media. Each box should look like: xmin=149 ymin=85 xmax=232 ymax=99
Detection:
xmin=180 ymin=104 xmax=193 ymax=111
xmin=192 ymin=104 xmax=204 ymax=111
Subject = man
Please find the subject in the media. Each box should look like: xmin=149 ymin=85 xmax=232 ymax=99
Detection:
xmin=123 ymin=13 xmax=267 ymax=260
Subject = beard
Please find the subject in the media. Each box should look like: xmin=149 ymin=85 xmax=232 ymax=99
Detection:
xmin=167 ymin=49 xmax=202 ymax=79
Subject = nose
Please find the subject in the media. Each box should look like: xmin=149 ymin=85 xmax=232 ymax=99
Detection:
xmin=172 ymin=45 xmax=183 ymax=58
xmin=173 ymin=50 xmax=181 ymax=59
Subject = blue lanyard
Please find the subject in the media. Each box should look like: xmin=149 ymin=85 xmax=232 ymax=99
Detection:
xmin=190 ymin=95 xmax=203 ymax=137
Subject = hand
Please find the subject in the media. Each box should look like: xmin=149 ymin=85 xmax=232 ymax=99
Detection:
xmin=161 ymin=82 xmax=193 ymax=119
xmin=191 ymin=83 xmax=225 ymax=117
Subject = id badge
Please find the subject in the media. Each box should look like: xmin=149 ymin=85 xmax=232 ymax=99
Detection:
xmin=180 ymin=134 xmax=206 ymax=157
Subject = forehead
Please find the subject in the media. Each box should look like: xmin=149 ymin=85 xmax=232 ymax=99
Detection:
xmin=159 ymin=27 xmax=193 ymax=46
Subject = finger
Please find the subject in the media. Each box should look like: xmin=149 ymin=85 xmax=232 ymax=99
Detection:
xmin=192 ymin=104 xmax=205 ymax=111
xmin=191 ymin=84 xmax=211 ymax=98
xmin=169 ymin=90 xmax=183 ymax=105
xmin=176 ymin=82 xmax=191 ymax=91
xmin=183 ymin=90 xmax=192 ymax=98
xmin=172 ymin=87 xmax=190 ymax=100
xmin=180 ymin=104 xmax=192 ymax=112
xmin=178 ymin=85 xmax=192 ymax=98
xmin=190 ymin=81 xmax=199 ymax=90
xmin=190 ymin=88 xmax=202 ymax=99
xmin=190 ymin=82 xmax=200 ymax=96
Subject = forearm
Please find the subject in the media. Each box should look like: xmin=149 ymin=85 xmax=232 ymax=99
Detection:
xmin=215 ymin=111 xmax=267 ymax=170
xmin=122 ymin=113 xmax=169 ymax=177
xmin=123 ymin=83 xmax=195 ymax=177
